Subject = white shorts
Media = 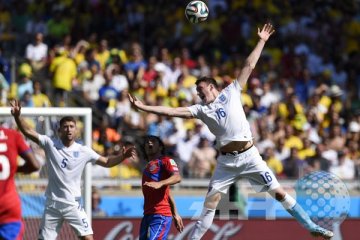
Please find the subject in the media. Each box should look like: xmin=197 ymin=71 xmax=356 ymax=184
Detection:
xmin=208 ymin=146 xmax=280 ymax=196
xmin=38 ymin=198 xmax=93 ymax=240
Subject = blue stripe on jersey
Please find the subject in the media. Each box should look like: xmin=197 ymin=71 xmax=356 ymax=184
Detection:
xmin=144 ymin=159 xmax=163 ymax=182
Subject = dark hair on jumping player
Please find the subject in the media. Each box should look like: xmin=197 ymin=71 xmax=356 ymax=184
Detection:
xmin=195 ymin=76 xmax=218 ymax=89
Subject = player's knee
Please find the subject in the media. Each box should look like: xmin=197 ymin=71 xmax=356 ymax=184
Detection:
xmin=204 ymin=192 xmax=221 ymax=209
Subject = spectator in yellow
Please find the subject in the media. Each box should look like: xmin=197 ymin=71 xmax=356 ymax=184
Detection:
xmin=284 ymin=125 xmax=303 ymax=150
xmin=95 ymin=39 xmax=110 ymax=70
xmin=298 ymin=138 xmax=316 ymax=160
xmin=32 ymin=81 xmax=51 ymax=107
xmin=49 ymin=47 xmax=77 ymax=106
xmin=278 ymin=89 xmax=305 ymax=128
xmin=263 ymin=147 xmax=283 ymax=176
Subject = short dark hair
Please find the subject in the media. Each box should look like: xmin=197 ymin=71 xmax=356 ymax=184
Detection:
xmin=195 ymin=76 xmax=218 ymax=89
xmin=59 ymin=116 xmax=76 ymax=127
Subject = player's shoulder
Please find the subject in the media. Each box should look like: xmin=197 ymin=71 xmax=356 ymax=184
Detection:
xmin=0 ymin=127 xmax=24 ymax=141
xmin=161 ymin=156 xmax=178 ymax=165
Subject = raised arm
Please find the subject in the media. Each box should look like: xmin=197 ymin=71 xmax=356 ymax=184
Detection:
xmin=10 ymin=100 xmax=40 ymax=144
xmin=169 ymin=193 xmax=184 ymax=233
xmin=128 ymin=94 xmax=193 ymax=119
xmin=95 ymin=146 xmax=136 ymax=168
xmin=237 ymin=23 xmax=275 ymax=88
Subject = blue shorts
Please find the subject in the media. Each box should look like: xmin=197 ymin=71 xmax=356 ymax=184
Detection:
xmin=0 ymin=221 xmax=23 ymax=240
xmin=139 ymin=214 xmax=172 ymax=240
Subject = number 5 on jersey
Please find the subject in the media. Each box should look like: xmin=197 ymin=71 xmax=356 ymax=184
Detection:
xmin=61 ymin=158 xmax=68 ymax=168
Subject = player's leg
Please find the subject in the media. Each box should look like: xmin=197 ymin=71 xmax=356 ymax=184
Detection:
xmin=63 ymin=202 xmax=93 ymax=240
xmin=188 ymin=191 xmax=221 ymax=240
xmin=38 ymin=200 xmax=64 ymax=240
xmin=268 ymin=187 xmax=333 ymax=239
xmin=242 ymin=147 xmax=333 ymax=239
xmin=146 ymin=214 xmax=172 ymax=240
xmin=0 ymin=221 xmax=22 ymax=240
xmin=139 ymin=215 xmax=150 ymax=240
xmin=188 ymin=155 xmax=239 ymax=240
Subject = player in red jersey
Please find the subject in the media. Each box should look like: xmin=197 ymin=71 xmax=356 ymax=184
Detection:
xmin=0 ymin=123 xmax=40 ymax=240
xmin=139 ymin=135 xmax=184 ymax=240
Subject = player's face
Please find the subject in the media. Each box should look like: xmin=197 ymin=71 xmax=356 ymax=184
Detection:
xmin=196 ymin=82 xmax=215 ymax=104
xmin=59 ymin=121 xmax=77 ymax=141
xmin=144 ymin=137 xmax=161 ymax=156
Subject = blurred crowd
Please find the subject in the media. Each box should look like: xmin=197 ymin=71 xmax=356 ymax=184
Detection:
xmin=1 ymin=0 xmax=360 ymax=181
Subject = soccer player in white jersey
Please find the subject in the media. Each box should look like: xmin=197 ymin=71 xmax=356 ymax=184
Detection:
xmin=128 ymin=23 xmax=333 ymax=239
xmin=10 ymin=100 xmax=136 ymax=240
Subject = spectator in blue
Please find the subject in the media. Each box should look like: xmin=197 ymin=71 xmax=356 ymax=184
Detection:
xmin=0 ymin=46 xmax=11 ymax=84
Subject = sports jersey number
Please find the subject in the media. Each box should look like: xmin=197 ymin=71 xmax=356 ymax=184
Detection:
xmin=215 ymin=108 xmax=226 ymax=120
xmin=260 ymin=172 xmax=273 ymax=184
xmin=0 ymin=155 xmax=10 ymax=180
xmin=0 ymin=142 xmax=10 ymax=180
xmin=61 ymin=158 xmax=68 ymax=168
xmin=82 ymin=218 xmax=88 ymax=228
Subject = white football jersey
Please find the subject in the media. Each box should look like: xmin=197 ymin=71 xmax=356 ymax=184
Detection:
xmin=188 ymin=80 xmax=252 ymax=149
xmin=38 ymin=135 xmax=100 ymax=205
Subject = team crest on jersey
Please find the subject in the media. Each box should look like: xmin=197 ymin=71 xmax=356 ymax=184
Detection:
xmin=170 ymin=159 xmax=177 ymax=166
xmin=219 ymin=94 xmax=226 ymax=102
xmin=148 ymin=162 xmax=160 ymax=174
xmin=73 ymin=151 xmax=79 ymax=158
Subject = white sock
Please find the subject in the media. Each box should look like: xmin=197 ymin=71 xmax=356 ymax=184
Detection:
xmin=188 ymin=207 xmax=216 ymax=240
xmin=280 ymin=193 xmax=296 ymax=209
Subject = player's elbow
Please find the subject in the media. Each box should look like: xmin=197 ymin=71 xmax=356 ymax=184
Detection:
xmin=174 ymin=174 xmax=182 ymax=184
xmin=244 ymin=60 xmax=255 ymax=70
xmin=26 ymin=153 xmax=41 ymax=172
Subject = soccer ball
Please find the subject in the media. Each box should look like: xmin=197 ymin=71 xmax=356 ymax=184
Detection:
xmin=185 ymin=1 xmax=209 ymax=24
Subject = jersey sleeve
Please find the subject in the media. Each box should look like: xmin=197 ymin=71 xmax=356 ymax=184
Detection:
xmin=232 ymin=80 xmax=242 ymax=91
xmin=14 ymin=131 xmax=31 ymax=155
xmin=187 ymin=104 xmax=203 ymax=119
xmin=38 ymin=134 xmax=52 ymax=148
xmin=84 ymin=146 xmax=101 ymax=164
xmin=163 ymin=158 xmax=179 ymax=175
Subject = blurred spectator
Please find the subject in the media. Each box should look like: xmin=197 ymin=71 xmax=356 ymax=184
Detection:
xmin=92 ymin=116 xmax=121 ymax=150
xmin=82 ymin=63 xmax=105 ymax=105
xmin=47 ymin=11 xmax=70 ymax=45
xmin=176 ymin=129 xmax=200 ymax=177
xmin=92 ymin=187 xmax=107 ymax=217
xmin=329 ymin=150 xmax=355 ymax=180
xmin=32 ymin=81 xmax=51 ymax=107
xmin=187 ymin=138 xmax=217 ymax=178
xmin=49 ymin=47 xmax=77 ymax=106
xmin=25 ymin=12 xmax=48 ymax=37
xmin=0 ymin=46 xmax=11 ymax=83
xmin=17 ymin=70 xmax=33 ymax=100
xmin=282 ymin=147 xmax=304 ymax=178
xmin=25 ymin=32 xmax=48 ymax=73
xmin=263 ymin=147 xmax=283 ymax=176
xmin=306 ymin=144 xmax=331 ymax=173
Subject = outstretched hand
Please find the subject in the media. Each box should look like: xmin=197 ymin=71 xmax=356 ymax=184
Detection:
xmin=258 ymin=23 xmax=275 ymax=42
xmin=128 ymin=94 xmax=144 ymax=110
xmin=173 ymin=214 xmax=184 ymax=233
xmin=9 ymin=100 xmax=21 ymax=117
xmin=122 ymin=146 xmax=137 ymax=161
